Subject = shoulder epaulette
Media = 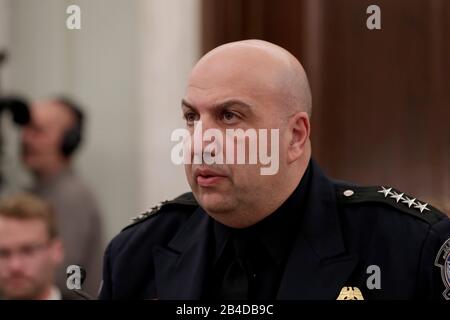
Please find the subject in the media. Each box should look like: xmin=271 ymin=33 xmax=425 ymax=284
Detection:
xmin=122 ymin=192 xmax=198 ymax=231
xmin=335 ymin=185 xmax=446 ymax=225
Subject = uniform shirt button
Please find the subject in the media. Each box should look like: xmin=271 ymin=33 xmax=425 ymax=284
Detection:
xmin=343 ymin=189 xmax=354 ymax=197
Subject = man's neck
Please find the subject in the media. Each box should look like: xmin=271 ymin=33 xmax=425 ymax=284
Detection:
xmin=213 ymin=158 xmax=310 ymax=229
xmin=35 ymin=161 xmax=70 ymax=182
xmin=35 ymin=285 xmax=55 ymax=300
xmin=256 ymin=156 xmax=310 ymax=218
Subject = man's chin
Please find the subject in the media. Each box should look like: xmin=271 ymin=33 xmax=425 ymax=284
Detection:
xmin=21 ymin=156 xmax=37 ymax=169
xmin=197 ymin=192 xmax=235 ymax=214
xmin=3 ymin=284 xmax=37 ymax=300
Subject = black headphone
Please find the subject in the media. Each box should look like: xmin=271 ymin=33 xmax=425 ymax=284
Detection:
xmin=55 ymin=97 xmax=84 ymax=157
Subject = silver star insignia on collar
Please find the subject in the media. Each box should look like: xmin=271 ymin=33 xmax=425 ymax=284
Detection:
xmin=378 ymin=186 xmax=393 ymax=198
xmin=401 ymin=196 xmax=416 ymax=208
xmin=413 ymin=201 xmax=431 ymax=213
xmin=389 ymin=191 xmax=404 ymax=203
xmin=131 ymin=213 xmax=145 ymax=222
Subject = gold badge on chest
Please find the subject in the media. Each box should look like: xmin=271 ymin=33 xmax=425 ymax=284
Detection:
xmin=336 ymin=286 xmax=364 ymax=300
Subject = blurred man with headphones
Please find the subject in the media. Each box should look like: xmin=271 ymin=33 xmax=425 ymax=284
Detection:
xmin=20 ymin=97 xmax=103 ymax=299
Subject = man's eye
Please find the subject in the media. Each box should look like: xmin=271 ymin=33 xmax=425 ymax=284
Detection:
xmin=221 ymin=111 xmax=239 ymax=124
xmin=0 ymin=249 xmax=10 ymax=259
xmin=183 ymin=112 xmax=198 ymax=125
xmin=21 ymin=246 xmax=35 ymax=255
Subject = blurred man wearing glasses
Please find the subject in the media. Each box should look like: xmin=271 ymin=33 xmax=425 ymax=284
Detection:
xmin=0 ymin=193 xmax=63 ymax=300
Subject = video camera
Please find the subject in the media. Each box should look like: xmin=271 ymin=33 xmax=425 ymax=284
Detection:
xmin=0 ymin=96 xmax=30 ymax=126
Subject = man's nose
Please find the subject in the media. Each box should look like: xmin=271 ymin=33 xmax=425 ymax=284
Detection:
xmin=22 ymin=126 xmax=33 ymax=141
xmin=192 ymin=119 xmax=223 ymax=160
xmin=7 ymin=255 xmax=26 ymax=272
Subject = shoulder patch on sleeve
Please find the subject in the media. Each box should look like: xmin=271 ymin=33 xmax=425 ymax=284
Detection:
xmin=122 ymin=192 xmax=198 ymax=231
xmin=335 ymin=185 xmax=446 ymax=225
xmin=434 ymin=237 xmax=450 ymax=300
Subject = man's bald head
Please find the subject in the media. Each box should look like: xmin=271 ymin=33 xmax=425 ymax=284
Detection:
xmin=189 ymin=39 xmax=312 ymax=117
xmin=183 ymin=40 xmax=312 ymax=228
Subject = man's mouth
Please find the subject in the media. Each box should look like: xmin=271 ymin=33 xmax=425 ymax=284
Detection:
xmin=6 ymin=276 xmax=30 ymax=287
xmin=21 ymin=145 xmax=34 ymax=156
xmin=194 ymin=167 xmax=228 ymax=187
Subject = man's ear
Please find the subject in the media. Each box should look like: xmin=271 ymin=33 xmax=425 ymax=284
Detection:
xmin=287 ymin=112 xmax=310 ymax=164
xmin=49 ymin=238 xmax=64 ymax=265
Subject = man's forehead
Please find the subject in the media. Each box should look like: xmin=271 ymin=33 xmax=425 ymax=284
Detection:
xmin=183 ymin=82 xmax=278 ymax=114
xmin=185 ymin=45 xmax=293 ymax=109
xmin=31 ymin=101 xmax=73 ymax=128
xmin=0 ymin=221 xmax=48 ymax=249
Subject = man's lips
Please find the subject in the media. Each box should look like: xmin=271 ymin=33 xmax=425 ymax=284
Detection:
xmin=194 ymin=167 xmax=228 ymax=187
xmin=5 ymin=276 xmax=30 ymax=287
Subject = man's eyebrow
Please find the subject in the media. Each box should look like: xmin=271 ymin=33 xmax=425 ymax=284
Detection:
xmin=216 ymin=99 xmax=252 ymax=110
xmin=181 ymin=99 xmax=252 ymax=111
xmin=181 ymin=99 xmax=197 ymax=111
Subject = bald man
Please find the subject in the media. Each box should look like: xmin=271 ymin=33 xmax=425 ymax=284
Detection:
xmin=100 ymin=41 xmax=450 ymax=300
xmin=21 ymin=98 xmax=103 ymax=299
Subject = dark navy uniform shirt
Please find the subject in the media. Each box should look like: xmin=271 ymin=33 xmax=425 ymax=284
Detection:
xmin=99 ymin=159 xmax=450 ymax=300
xmin=205 ymin=165 xmax=310 ymax=300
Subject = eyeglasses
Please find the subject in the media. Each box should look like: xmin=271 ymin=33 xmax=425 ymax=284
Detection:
xmin=0 ymin=243 xmax=50 ymax=262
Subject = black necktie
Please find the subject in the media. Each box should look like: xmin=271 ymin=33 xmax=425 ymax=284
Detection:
xmin=219 ymin=236 xmax=250 ymax=300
